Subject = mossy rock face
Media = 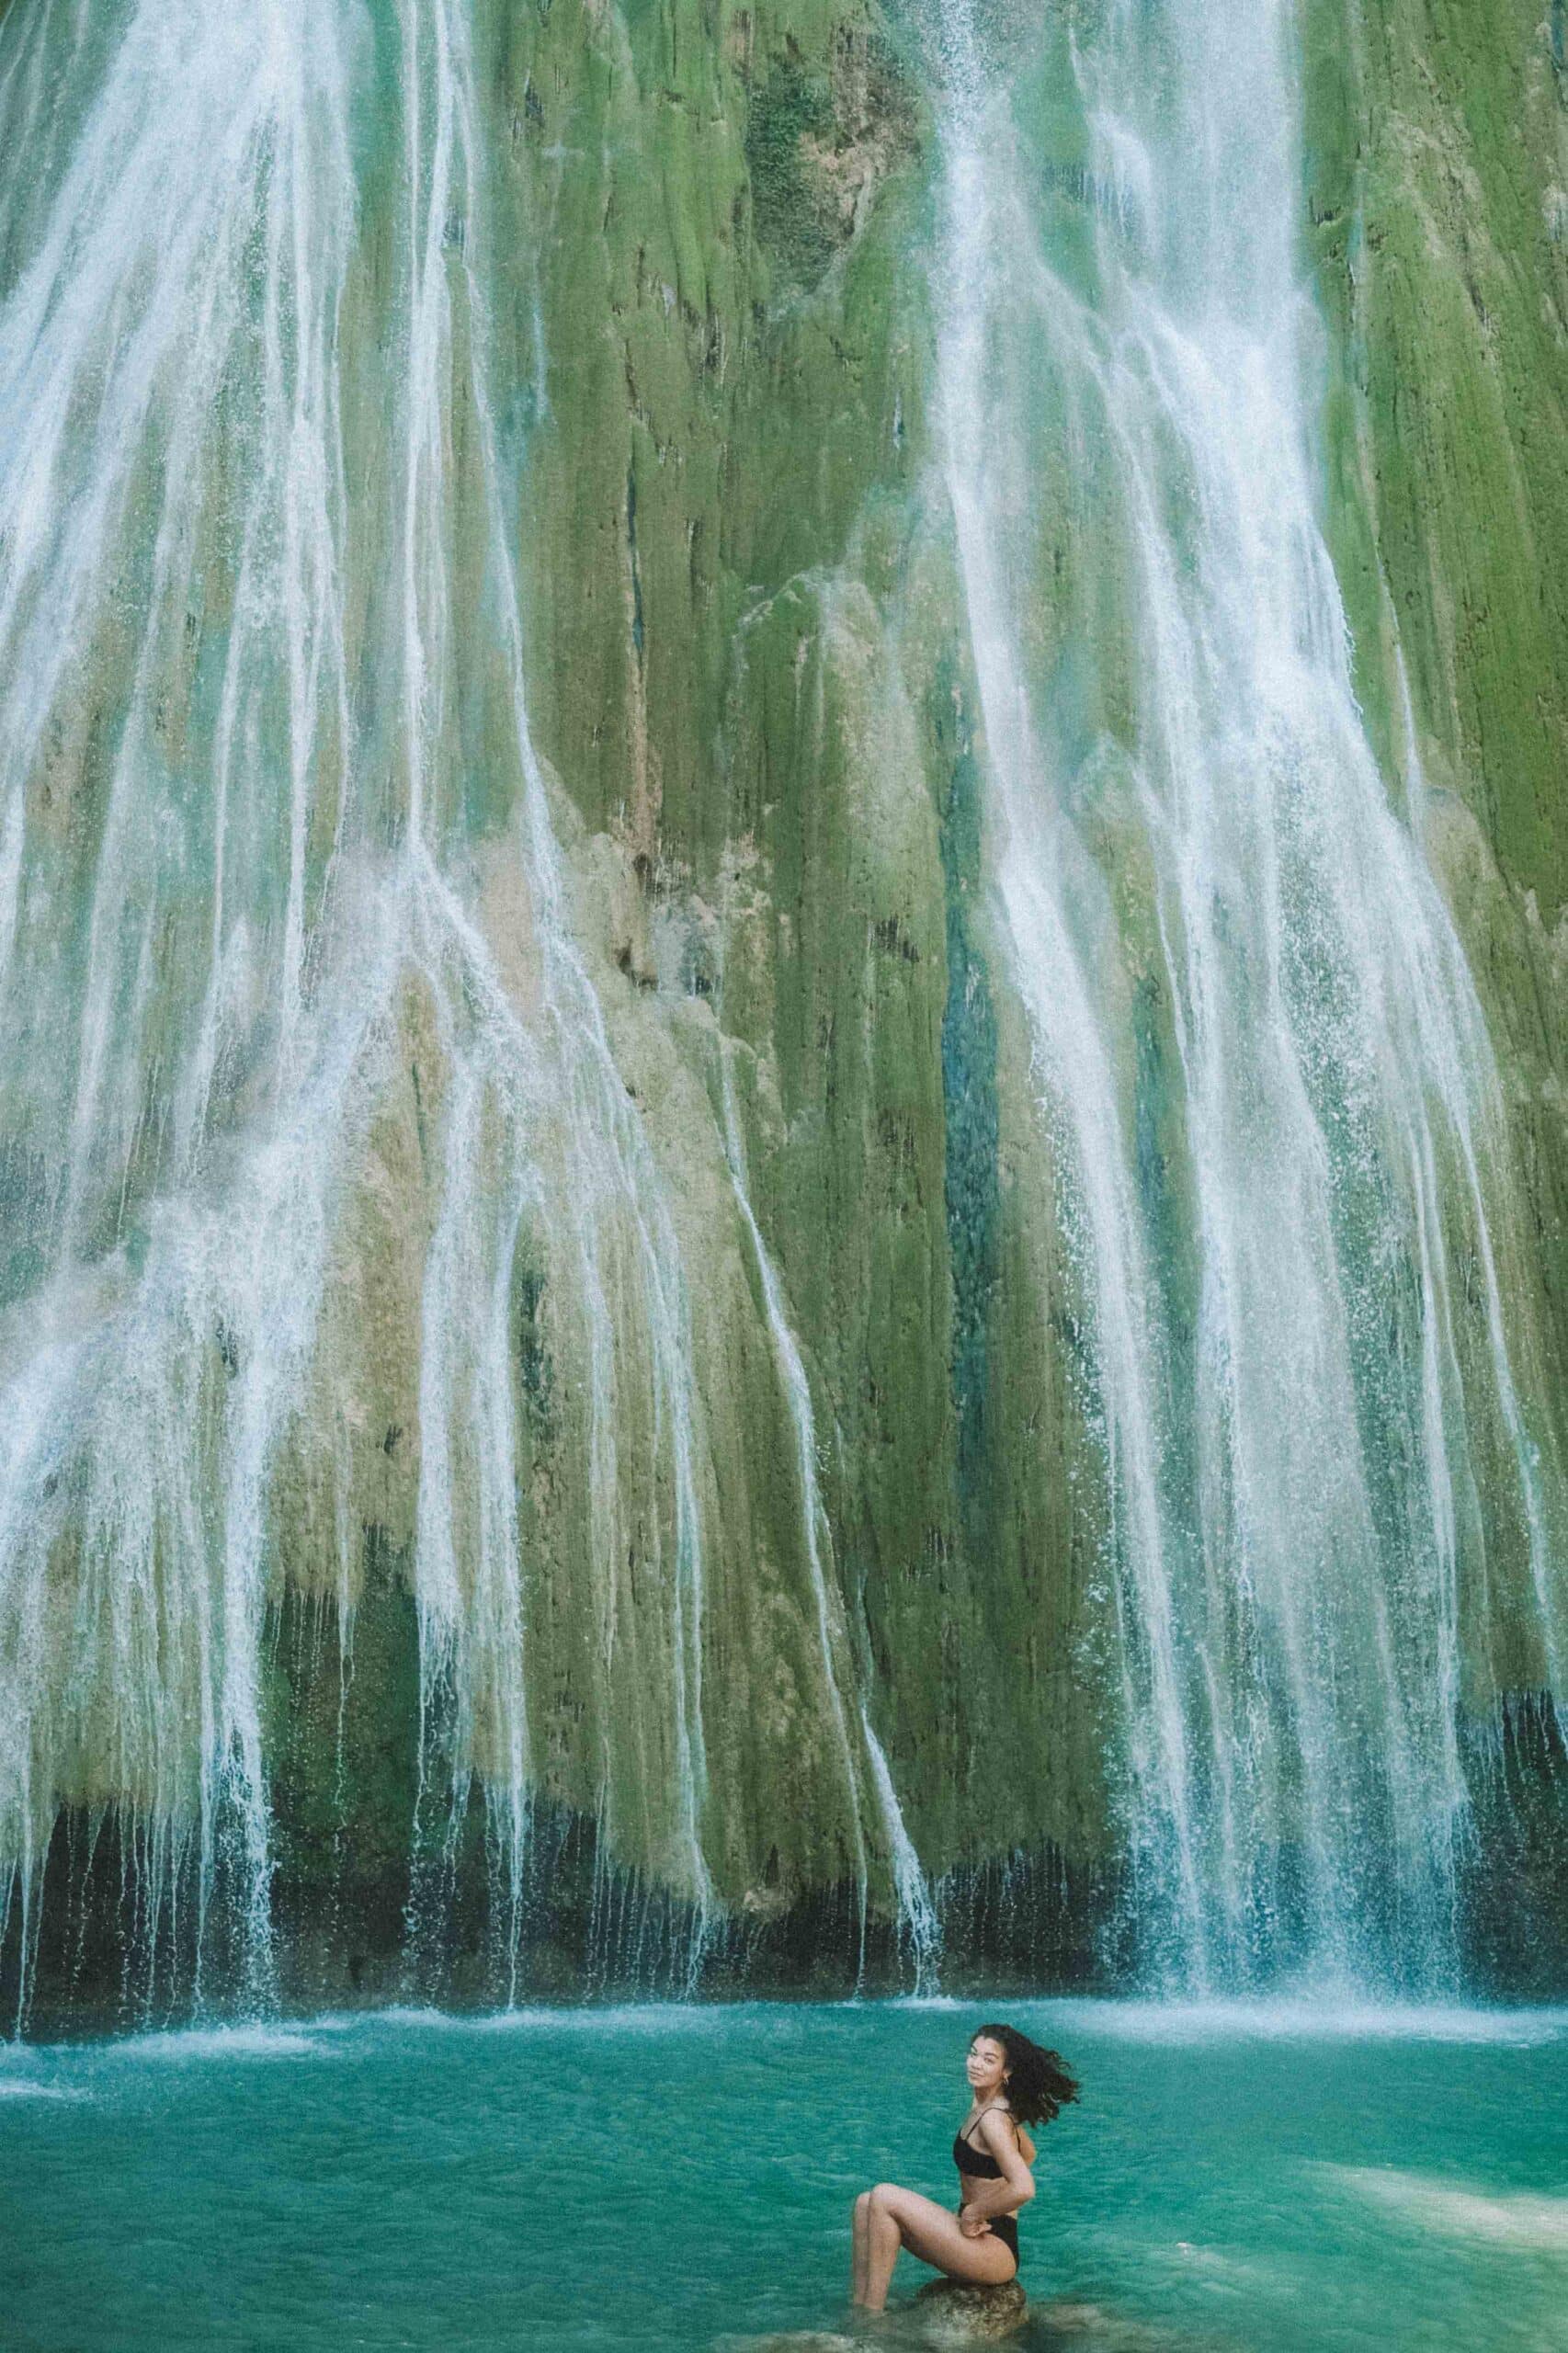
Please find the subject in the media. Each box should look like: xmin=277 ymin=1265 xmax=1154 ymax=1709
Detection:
xmin=1303 ymin=0 xmax=1568 ymax=965
xmin=1304 ymin=0 xmax=1568 ymax=1665
xmin=915 ymin=2278 xmax=1028 ymax=2343
xmin=498 ymin=0 xmax=1119 ymax=1921
xmin=1026 ymin=2305 xmax=1177 ymax=2350
xmin=745 ymin=36 xmax=920 ymax=295
xmin=1305 ymin=0 xmax=1568 ymax=925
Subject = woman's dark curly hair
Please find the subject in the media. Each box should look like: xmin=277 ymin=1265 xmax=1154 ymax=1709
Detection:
xmin=973 ymin=2023 xmax=1080 ymax=2128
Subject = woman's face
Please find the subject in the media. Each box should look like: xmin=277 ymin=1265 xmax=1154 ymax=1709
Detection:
xmin=966 ymin=2035 xmax=1008 ymax=2098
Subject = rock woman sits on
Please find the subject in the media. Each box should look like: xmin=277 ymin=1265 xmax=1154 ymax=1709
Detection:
xmin=850 ymin=2025 xmax=1079 ymax=2313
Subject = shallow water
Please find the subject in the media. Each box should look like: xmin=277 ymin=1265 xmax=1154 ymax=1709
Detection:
xmin=1 ymin=2002 xmax=1565 ymax=2350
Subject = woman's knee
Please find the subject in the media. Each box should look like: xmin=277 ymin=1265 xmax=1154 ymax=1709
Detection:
xmin=854 ymin=2191 xmax=871 ymax=2222
xmin=869 ymin=2183 xmax=901 ymax=2216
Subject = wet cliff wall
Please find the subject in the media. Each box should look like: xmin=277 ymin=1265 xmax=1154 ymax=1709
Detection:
xmin=4 ymin=0 xmax=1116 ymax=2029
xmin=4 ymin=0 xmax=1567 ymax=2029
xmin=266 ymin=0 xmax=1116 ymax=2003
xmin=1305 ymin=0 xmax=1568 ymax=1980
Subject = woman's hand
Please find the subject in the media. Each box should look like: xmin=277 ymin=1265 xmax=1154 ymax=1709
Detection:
xmin=958 ymin=2205 xmax=993 ymax=2240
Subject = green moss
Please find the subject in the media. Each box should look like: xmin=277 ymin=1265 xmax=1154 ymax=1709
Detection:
xmin=1305 ymin=0 xmax=1568 ymax=922
xmin=745 ymin=58 xmax=838 ymax=287
xmin=263 ymin=1529 xmax=422 ymax=1962
xmin=935 ymin=655 xmax=1000 ymax=1507
xmin=1303 ymin=0 xmax=1568 ymax=1750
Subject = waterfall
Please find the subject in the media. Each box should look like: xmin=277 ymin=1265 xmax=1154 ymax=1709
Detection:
xmin=933 ymin=0 xmax=1566 ymax=1989
xmin=0 ymin=0 xmax=721 ymax=2011
xmin=2 ymin=0 xmax=1562 ymax=2021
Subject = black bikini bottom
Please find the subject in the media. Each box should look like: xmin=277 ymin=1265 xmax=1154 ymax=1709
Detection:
xmin=985 ymin=2216 xmax=1018 ymax=2268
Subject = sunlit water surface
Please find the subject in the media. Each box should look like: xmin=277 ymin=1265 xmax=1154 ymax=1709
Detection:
xmin=1 ymin=2002 xmax=1565 ymax=2350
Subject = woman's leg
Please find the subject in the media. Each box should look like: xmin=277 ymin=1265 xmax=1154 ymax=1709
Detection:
xmin=861 ymin=2184 xmax=1017 ymax=2313
xmin=851 ymin=2191 xmax=872 ymax=2303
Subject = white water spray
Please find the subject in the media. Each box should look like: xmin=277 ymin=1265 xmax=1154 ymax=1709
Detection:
xmin=0 ymin=0 xmax=716 ymax=2010
xmin=933 ymin=0 xmax=1565 ymax=1986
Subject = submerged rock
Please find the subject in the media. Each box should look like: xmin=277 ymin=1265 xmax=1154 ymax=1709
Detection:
xmin=716 ymin=2294 xmax=1215 ymax=2353
xmin=1029 ymin=2302 xmax=1207 ymax=2350
xmin=713 ymin=2337 xmax=859 ymax=2353
xmin=914 ymin=2278 xmax=1028 ymax=2342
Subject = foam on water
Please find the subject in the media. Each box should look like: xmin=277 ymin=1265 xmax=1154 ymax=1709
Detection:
xmin=30 ymin=1993 xmax=1567 ymax=2073
xmin=361 ymin=1999 xmax=742 ymax=2038
xmin=1025 ymin=1998 xmax=1568 ymax=2047
xmin=105 ymin=2023 xmax=325 ymax=2063
xmin=1324 ymin=2168 xmax=1568 ymax=2252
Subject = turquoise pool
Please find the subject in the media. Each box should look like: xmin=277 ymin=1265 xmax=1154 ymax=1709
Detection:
xmin=2 ymin=2001 xmax=1565 ymax=2349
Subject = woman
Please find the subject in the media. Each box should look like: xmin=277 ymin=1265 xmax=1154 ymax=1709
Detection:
xmin=850 ymin=2024 xmax=1078 ymax=2313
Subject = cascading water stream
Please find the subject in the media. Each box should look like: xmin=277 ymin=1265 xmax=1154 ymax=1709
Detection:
xmin=0 ymin=0 xmax=721 ymax=2013
xmin=714 ymin=1044 xmax=940 ymax=1987
xmin=933 ymin=0 xmax=1566 ymax=1989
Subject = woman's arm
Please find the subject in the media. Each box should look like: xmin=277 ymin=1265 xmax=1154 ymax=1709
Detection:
xmin=958 ymin=2113 xmax=1037 ymax=2226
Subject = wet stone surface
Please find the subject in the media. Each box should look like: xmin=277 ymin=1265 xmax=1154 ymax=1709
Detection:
xmin=915 ymin=2277 xmax=1029 ymax=2340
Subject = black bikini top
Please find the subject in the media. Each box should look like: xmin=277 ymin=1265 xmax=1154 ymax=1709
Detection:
xmin=953 ymin=2107 xmax=1009 ymax=2178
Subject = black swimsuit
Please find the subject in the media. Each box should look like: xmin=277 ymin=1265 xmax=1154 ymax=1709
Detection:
xmin=953 ymin=2110 xmax=1021 ymax=2270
